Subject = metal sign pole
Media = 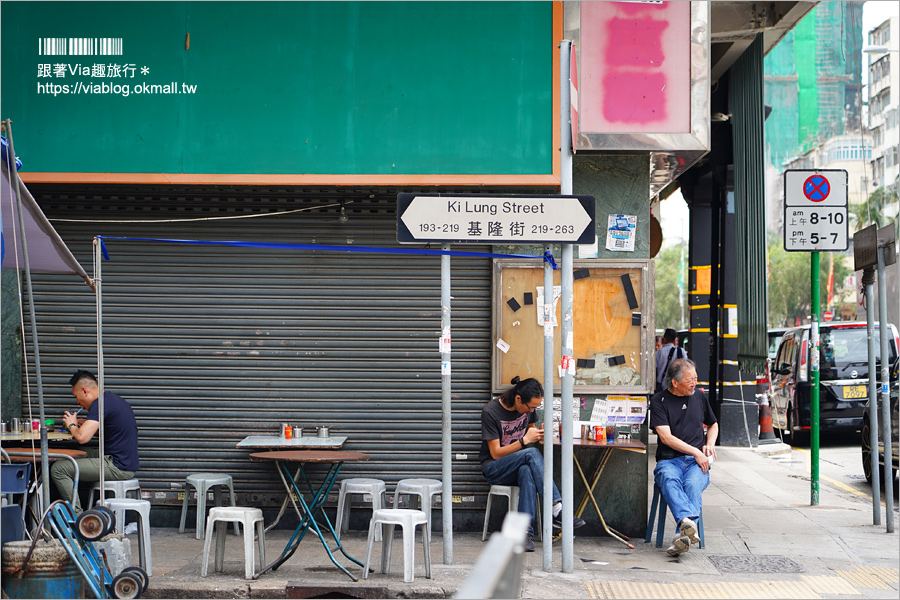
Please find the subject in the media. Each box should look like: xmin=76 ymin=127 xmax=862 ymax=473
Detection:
xmin=863 ymin=268 xmax=881 ymax=525
xmin=876 ymin=241 xmax=894 ymax=532
xmin=810 ymin=252 xmax=820 ymax=506
xmin=559 ymin=39 xmax=575 ymax=574
xmin=542 ymin=243 xmax=554 ymax=572
xmin=440 ymin=242 xmax=453 ymax=561
xmin=94 ymin=237 xmax=106 ymax=505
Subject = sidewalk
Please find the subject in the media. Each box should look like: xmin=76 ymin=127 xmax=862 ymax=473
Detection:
xmin=136 ymin=441 xmax=898 ymax=599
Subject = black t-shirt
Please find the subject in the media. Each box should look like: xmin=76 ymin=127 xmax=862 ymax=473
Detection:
xmin=86 ymin=391 xmax=140 ymax=472
xmin=479 ymin=398 xmax=535 ymax=468
xmin=648 ymin=388 xmax=717 ymax=462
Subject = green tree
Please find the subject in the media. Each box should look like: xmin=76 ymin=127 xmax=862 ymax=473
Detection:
xmin=767 ymin=242 xmax=852 ymax=327
xmin=654 ymin=245 xmax=685 ymax=331
xmin=850 ymin=185 xmax=898 ymax=231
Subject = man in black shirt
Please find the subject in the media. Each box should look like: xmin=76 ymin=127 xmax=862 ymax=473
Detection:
xmin=51 ymin=370 xmax=140 ymax=514
xmin=649 ymin=359 xmax=717 ymax=556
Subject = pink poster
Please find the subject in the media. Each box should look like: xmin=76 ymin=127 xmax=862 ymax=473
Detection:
xmin=579 ymin=1 xmax=691 ymax=135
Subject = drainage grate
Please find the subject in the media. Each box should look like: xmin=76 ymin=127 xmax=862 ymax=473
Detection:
xmin=708 ymin=554 xmax=805 ymax=573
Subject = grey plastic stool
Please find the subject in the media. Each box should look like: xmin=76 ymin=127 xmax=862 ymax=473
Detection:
xmin=180 ymin=473 xmax=238 ymax=540
xmin=87 ymin=478 xmax=141 ymax=508
xmin=335 ymin=478 xmax=386 ymax=542
xmin=363 ymin=509 xmax=431 ymax=583
xmin=645 ymin=481 xmax=705 ymax=549
xmin=392 ymin=478 xmax=442 ymax=542
xmin=105 ymin=498 xmax=153 ymax=575
xmin=482 ymin=484 xmax=541 ymax=542
xmin=201 ymin=506 xmax=265 ymax=580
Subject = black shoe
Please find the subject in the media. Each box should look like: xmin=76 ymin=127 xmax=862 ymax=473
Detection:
xmin=553 ymin=515 xmax=586 ymax=530
xmin=524 ymin=534 xmax=536 ymax=552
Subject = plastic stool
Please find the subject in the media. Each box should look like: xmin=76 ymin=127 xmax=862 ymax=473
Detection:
xmin=363 ymin=509 xmax=431 ymax=583
xmin=105 ymin=498 xmax=153 ymax=575
xmin=482 ymin=484 xmax=541 ymax=542
xmin=392 ymin=479 xmax=442 ymax=542
xmin=201 ymin=506 xmax=265 ymax=580
xmin=645 ymin=481 xmax=705 ymax=549
xmin=180 ymin=473 xmax=239 ymax=540
xmin=88 ymin=478 xmax=141 ymax=507
xmin=335 ymin=478 xmax=386 ymax=542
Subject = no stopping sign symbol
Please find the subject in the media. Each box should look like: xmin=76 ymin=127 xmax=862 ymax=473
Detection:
xmin=803 ymin=174 xmax=830 ymax=202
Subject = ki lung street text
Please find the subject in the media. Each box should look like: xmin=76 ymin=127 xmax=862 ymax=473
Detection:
xmin=446 ymin=200 xmax=546 ymax=216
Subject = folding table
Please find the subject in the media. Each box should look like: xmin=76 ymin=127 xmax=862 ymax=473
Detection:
xmin=249 ymin=450 xmax=369 ymax=581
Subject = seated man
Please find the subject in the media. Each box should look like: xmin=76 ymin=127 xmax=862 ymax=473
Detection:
xmin=649 ymin=358 xmax=717 ymax=556
xmin=50 ymin=370 xmax=140 ymax=514
xmin=480 ymin=376 xmax=585 ymax=552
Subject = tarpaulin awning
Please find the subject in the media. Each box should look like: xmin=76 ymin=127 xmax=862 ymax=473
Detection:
xmin=1 ymin=138 xmax=92 ymax=286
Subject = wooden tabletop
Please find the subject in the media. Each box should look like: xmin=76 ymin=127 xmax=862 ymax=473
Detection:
xmin=2 ymin=431 xmax=73 ymax=443
xmin=249 ymin=450 xmax=370 ymax=464
xmin=547 ymin=437 xmax=647 ymax=452
xmin=2 ymin=447 xmax=88 ymax=462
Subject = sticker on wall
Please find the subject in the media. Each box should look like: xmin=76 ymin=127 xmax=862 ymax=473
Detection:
xmin=496 ymin=338 xmax=511 ymax=354
xmin=606 ymin=214 xmax=636 ymax=252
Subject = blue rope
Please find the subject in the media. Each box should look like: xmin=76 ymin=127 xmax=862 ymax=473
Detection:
xmin=96 ymin=236 xmax=559 ymax=268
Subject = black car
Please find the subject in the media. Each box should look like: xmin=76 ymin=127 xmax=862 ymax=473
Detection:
xmin=861 ymin=356 xmax=899 ymax=484
xmin=769 ymin=322 xmax=899 ymax=445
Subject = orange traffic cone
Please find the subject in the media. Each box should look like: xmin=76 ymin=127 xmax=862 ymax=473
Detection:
xmin=757 ymin=394 xmax=778 ymax=444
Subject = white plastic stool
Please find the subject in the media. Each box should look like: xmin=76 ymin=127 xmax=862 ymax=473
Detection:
xmin=335 ymin=478 xmax=386 ymax=542
xmin=88 ymin=478 xmax=141 ymax=508
xmin=180 ymin=473 xmax=239 ymax=540
xmin=105 ymin=498 xmax=153 ymax=575
xmin=482 ymin=484 xmax=541 ymax=542
xmin=201 ymin=507 xmax=265 ymax=580
xmin=363 ymin=509 xmax=431 ymax=583
xmin=392 ymin=478 xmax=442 ymax=542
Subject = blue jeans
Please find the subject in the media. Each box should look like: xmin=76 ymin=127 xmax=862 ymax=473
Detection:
xmin=654 ymin=455 xmax=709 ymax=527
xmin=483 ymin=447 xmax=562 ymax=534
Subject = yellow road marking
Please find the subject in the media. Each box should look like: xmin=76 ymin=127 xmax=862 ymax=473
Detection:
xmin=793 ymin=446 xmax=887 ymax=505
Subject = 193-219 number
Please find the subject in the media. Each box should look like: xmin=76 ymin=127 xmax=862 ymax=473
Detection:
xmin=419 ymin=224 xmax=460 ymax=233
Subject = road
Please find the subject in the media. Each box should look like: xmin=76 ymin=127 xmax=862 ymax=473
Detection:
xmin=768 ymin=431 xmax=899 ymax=515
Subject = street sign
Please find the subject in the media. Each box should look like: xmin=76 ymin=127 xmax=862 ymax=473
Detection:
xmin=783 ymin=169 xmax=849 ymax=252
xmin=823 ymin=310 xmax=833 ymax=322
xmin=396 ymin=194 xmax=596 ymax=244
xmin=853 ymin=224 xmax=878 ymax=271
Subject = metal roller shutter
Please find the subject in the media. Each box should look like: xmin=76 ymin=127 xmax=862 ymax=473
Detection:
xmin=21 ymin=186 xmax=492 ymax=510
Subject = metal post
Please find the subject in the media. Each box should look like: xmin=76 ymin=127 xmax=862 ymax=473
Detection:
xmin=863 ymin=268 xmax=881 ymax=525
xmin=94 ymin=237 xmax=106 ymax=505
xmin=810 ymin=252 xmax=820 ymax=506
xmin=441 ymin=242 xmax=454 ymax=561
xmin=542 ymin=243 xmax=554 ymax=571
xmin=5 ymin=120 xmax=51 ymax=512
xmin=559 ymin=39 xmax=575 ymax=574
xmin=876 ymin=243 xmax=894 ymax=532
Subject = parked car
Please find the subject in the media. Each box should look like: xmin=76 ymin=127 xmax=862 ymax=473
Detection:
xmin=769 ymin=322 xmax=899 ymax=445
xmin=861 ymin=355 xmax=899 ymax=485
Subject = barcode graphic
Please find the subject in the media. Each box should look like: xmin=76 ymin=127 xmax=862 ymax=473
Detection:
xmin=38 ymin=38 xmax=123 ymax=56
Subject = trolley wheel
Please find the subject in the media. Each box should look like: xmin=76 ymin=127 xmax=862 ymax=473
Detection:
xmin=76 ymin=509 xmax=109 ymax=541
xmin=121 ymin=566 xmax=149 ymax=593
xmin=111 ymin=572 xmax=143 ymax=599
xmin=94 ymin=504 xmax=117 ymax=535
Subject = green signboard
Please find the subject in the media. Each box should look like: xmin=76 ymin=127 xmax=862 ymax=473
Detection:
xmin=2 ymin=1 xmax=553 ymax=178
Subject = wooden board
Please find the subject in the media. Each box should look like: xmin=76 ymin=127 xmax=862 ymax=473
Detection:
xmin=493 ymin=259 xmax=652 ymax=393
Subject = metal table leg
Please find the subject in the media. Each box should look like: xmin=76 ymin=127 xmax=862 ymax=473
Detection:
xmin=571 ymin=449 xmax=634 ymax=549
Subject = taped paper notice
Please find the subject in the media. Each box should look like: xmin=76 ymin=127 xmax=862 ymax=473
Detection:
xmin=606 ymin=214 xmax=636 ymax=252
xmin=441 ymin=361 xmax=451 ymax=375
xmin=607 ymin=396 xmax=628 ymax=423
xmin=439 ymin=329 xmax=451 ymax=353
xmin=627 ymin=397 xmax=648 ymax=424
xmin=536 ymin=286 xmax=561 ymax=327
xmin=590 ymin=398 xmax=608 ymax=423
xmin=496 ymin=338 xmax=510 ymax=354
xmin=565 ymin=331 xmax=574 ymax=352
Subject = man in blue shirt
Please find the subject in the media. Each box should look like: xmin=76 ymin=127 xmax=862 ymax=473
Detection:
xmin=655 ymin=328 xmax=687 ymax=394
xmin=51 ymin=370 xmax=140 ymax=514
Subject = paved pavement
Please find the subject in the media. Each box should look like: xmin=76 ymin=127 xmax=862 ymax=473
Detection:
xmin=125 ymin=438 xmax=898 ymax=599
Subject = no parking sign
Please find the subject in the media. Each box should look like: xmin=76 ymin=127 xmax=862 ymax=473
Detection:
xmin=783 ymin=170 xmax=848 ymax=252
